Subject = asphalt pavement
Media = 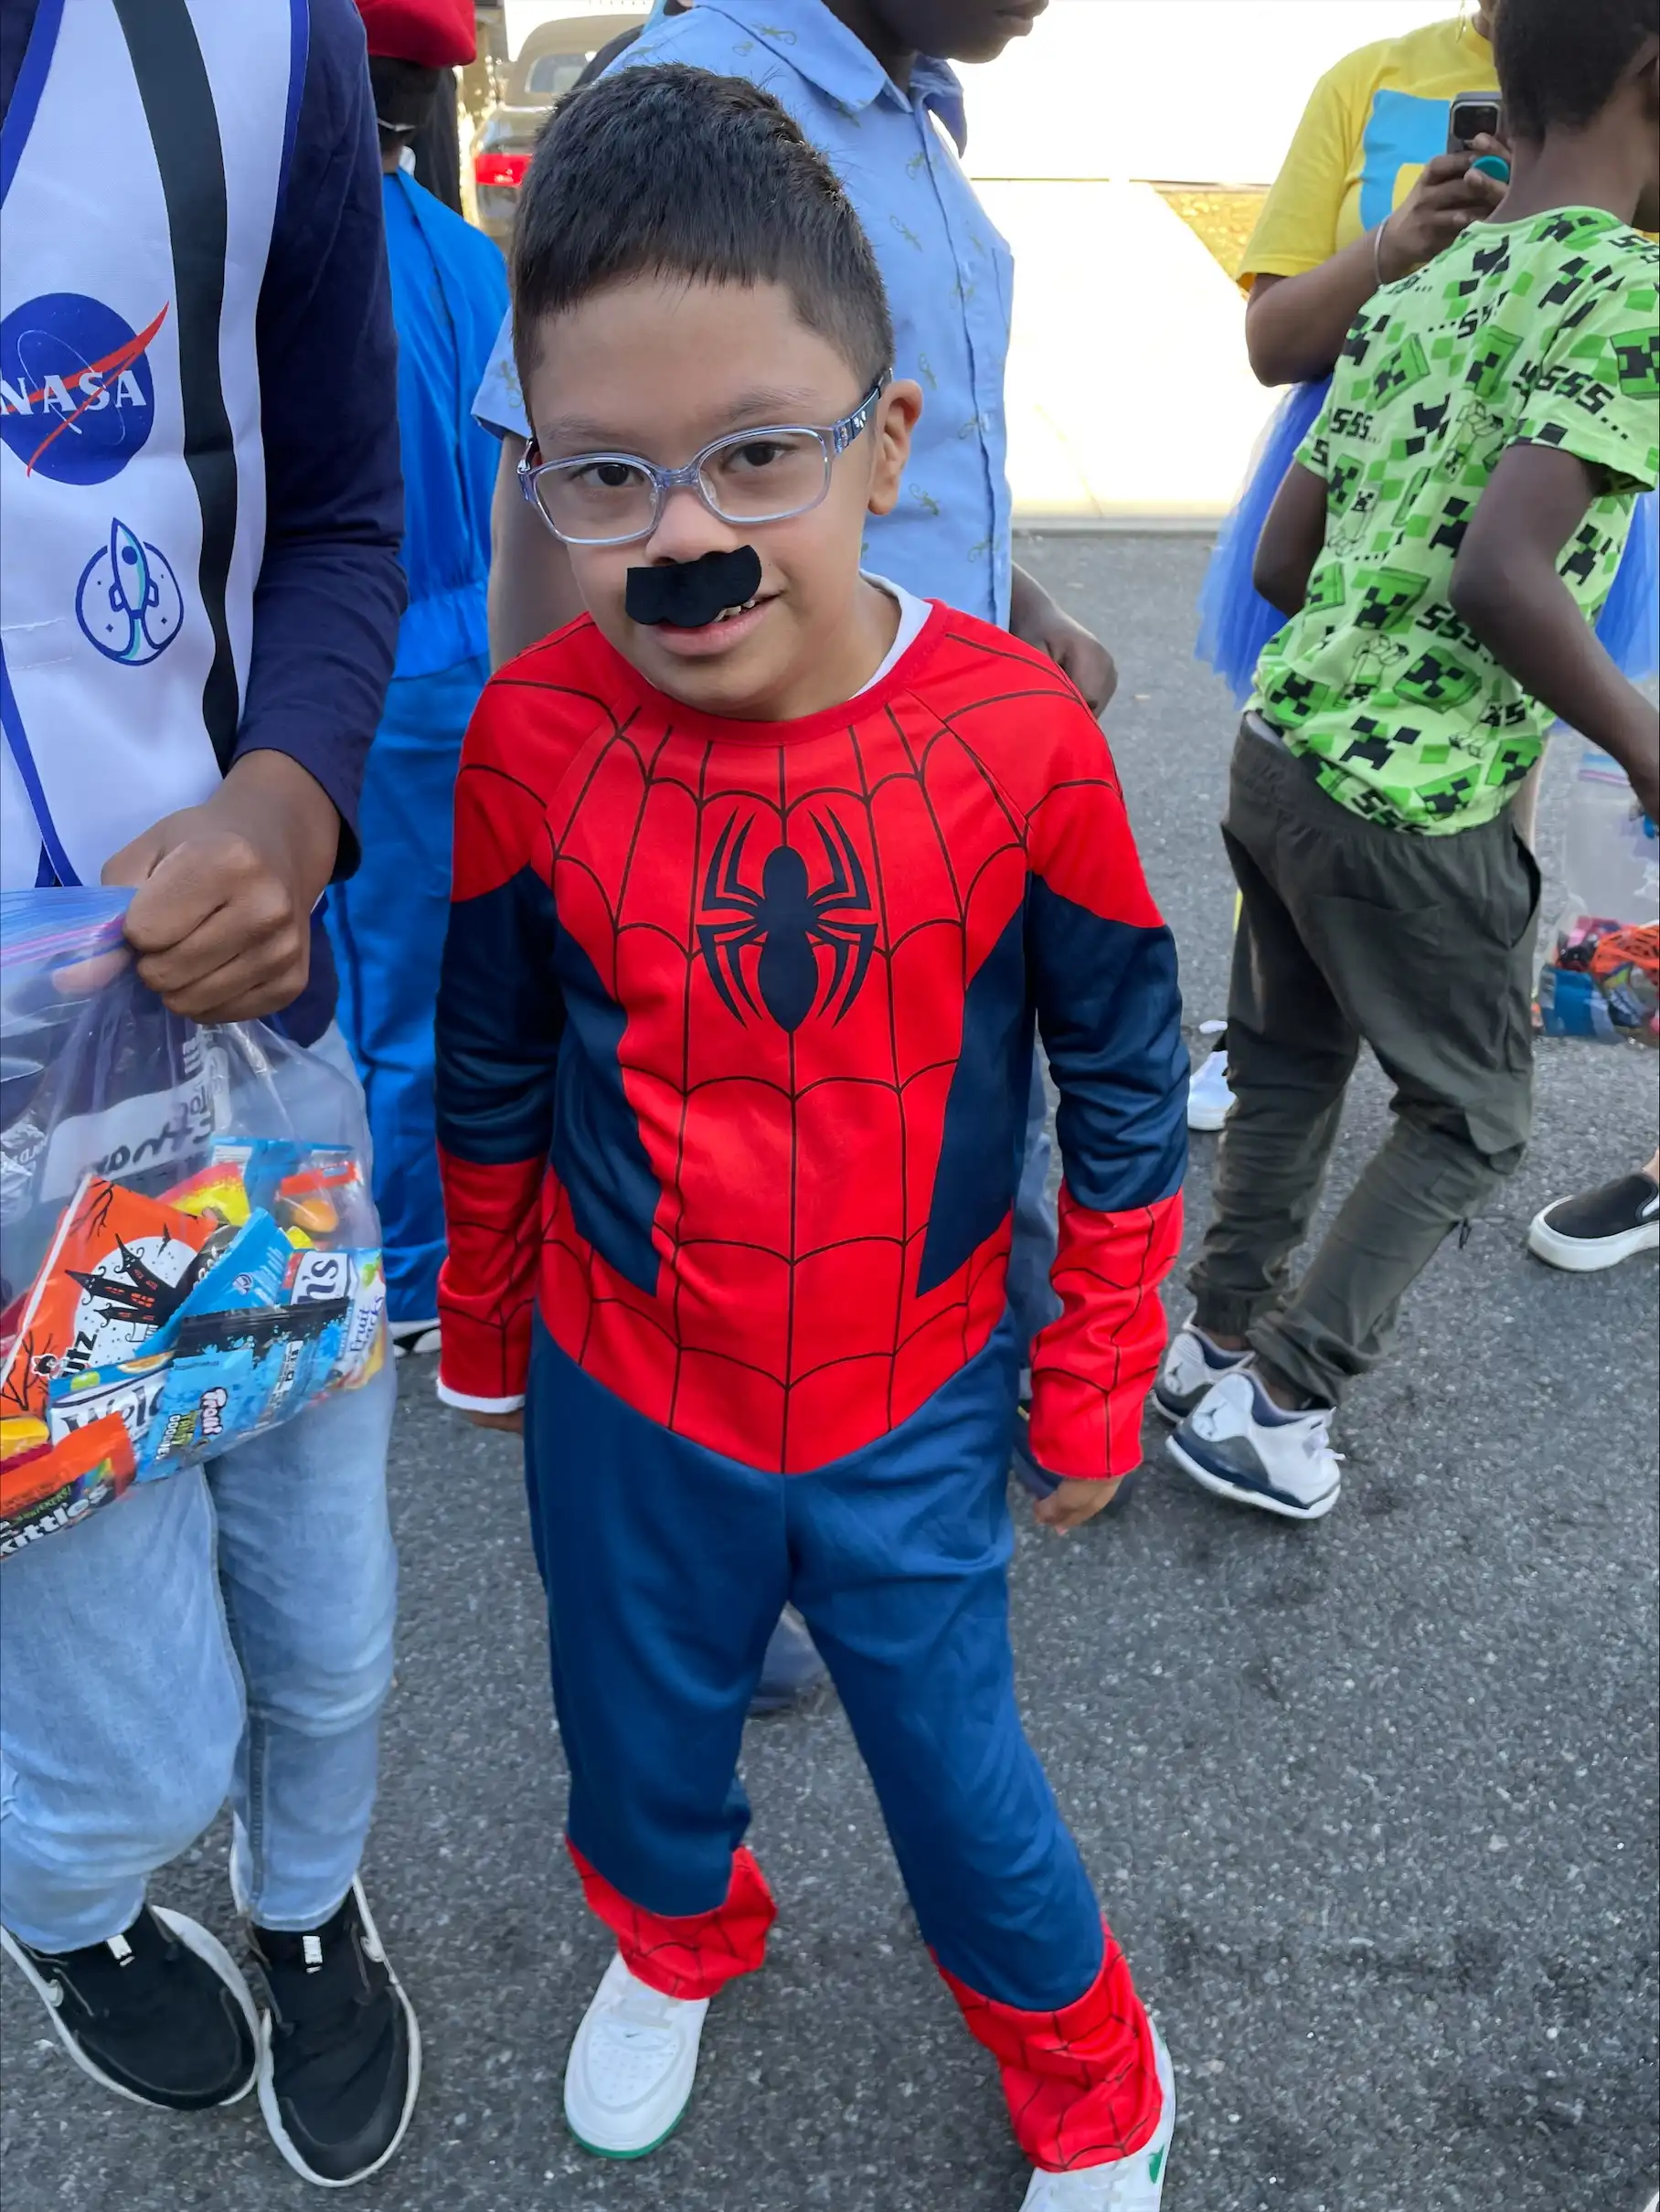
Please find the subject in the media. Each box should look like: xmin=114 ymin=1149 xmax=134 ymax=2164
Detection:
xmin=3 ymin=537 xmax=1656 ymax=2212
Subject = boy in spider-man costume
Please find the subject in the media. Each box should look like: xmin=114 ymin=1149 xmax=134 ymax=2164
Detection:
xmin=434 ymin=67 xmax=1187 ymax=2210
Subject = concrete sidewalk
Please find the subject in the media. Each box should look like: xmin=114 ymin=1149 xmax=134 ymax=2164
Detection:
xmin=986 ymin=181 xmax=1276 ymax=527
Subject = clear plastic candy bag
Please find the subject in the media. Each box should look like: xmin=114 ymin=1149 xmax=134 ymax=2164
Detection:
xmin=0 ymin=889 xmax=386 ymax=1558
xmin=1537 ymin=747 xmax=1660 ymax=1045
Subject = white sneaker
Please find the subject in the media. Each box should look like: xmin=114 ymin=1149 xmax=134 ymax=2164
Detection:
xmin=1165 ymin=1368 xmax=1341 ymax=1521
xmin=1186 ymin=1045 xmax=1233 ymax=1133
xmin=1020 ymin=2020 xmax=1176 ymax=2208
xmin=564 ymin=1951 xmax=708 ymax=2159
xmin=1153 ymin=1319 xmax=1252 ymax=1423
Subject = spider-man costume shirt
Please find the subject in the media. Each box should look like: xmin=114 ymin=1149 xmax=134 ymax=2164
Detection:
xmin=434 ymin=601 xmax=1189 ymax=2173
xmin=434 ymin=601 xmax=1187 ymax=1481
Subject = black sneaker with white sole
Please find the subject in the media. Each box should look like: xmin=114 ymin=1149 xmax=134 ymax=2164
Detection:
xmin=388 ymin=1317 xmax=441 ymax=1358
xmin=248 ymin=1878 xmax=420 ymax=2187
xmin=1527 ymin=1172 xmax=1660 ymax=1273
xmin=1 ymin=1906 xmax=258 ymax=2111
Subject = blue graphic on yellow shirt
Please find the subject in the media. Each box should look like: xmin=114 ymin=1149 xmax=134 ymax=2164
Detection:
xmin=1358 ymin=90 xmax=1457 ymax=231
xmin=75 ymin=517 xmax=183 ymax=665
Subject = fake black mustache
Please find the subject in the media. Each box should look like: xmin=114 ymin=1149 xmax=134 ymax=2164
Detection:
xmin=625 ymin=546 xmax=764 ymax=629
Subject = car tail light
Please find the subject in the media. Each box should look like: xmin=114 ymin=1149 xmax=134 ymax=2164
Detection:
xmin=475 ymin=151 xmax=530 ymax=190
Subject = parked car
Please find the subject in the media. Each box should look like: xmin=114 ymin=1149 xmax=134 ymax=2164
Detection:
xmin=472 ymin=10 xmax=648 ymax=250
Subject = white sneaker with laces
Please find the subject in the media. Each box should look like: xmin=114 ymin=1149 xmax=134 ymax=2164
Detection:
xmin=1019 ymin=2021 xmax=1176 ymax=2208
xmin=1186 ymin=1047 xmax=1233 ymax=1133
xmin=1165 ymin=1368 xmax=1342 ymax=1520
xmin=564 ymin=1951 xmax=708 ymax=2159
xmin=1153 ymin=1319 xmax=1252 ymax=1423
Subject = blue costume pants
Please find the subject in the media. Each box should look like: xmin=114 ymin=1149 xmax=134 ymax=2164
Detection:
xmin=523 ymin=1313 xmax=1102 ymax=2013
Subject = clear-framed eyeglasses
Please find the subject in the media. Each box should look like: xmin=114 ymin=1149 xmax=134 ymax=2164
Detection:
xmin=517 ymin=373 xmax=891 ymax=548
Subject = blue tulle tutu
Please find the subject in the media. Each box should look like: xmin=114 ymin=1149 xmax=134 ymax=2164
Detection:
xmin=1597 ymin=484 xmax=1659 ymax=681
xmin=1196 ymin=378 xmax=1660 ymax=703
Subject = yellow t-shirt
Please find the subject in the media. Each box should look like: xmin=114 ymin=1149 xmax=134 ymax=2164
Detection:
xmin=1239 ymin=16 xmax=1496 ymax=288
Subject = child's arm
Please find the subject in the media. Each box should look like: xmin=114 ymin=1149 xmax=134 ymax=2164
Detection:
xmin=1253 ymin=462 xmax=1329 ymax=618
xmin=433 ymin=697 xmax=566 ymax=1428
xmin=1023 ymin=723 xmax=1189 ymax=1528
xmin=1452 ymin=444 xmax=1659 ymax=823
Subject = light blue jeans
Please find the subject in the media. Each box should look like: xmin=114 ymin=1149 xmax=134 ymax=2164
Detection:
xmin=0 ymin=1034 xmax=399 ymax=1951
xmin=1009 ymin=1056 xmax=1061 ymax=1360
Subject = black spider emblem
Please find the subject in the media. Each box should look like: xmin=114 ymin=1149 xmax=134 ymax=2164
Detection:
xmin=697 ymin=812 xmax=878 ymax=1032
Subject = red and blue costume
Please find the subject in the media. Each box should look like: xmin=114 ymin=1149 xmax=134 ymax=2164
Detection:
xmin=434 ymin=602 xmax=1187 ymax=2172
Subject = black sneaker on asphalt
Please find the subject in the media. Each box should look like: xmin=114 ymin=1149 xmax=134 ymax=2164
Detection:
xmin=1 ymin=1907 xmax=258 ymax=2111
xmin=249 ymin=1878 xmax=420 ymax=2188
xmin=388 ymin=1317 xmax=441 ymax=1358
xmin=1527 ymin=1172 xmax=1660 ymax=1272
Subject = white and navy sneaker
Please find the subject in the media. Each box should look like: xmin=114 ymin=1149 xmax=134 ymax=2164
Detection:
xmin=248 ymin=1878 xmax=420 ymax=2187
xmin=1 ymin=1906 xmax=258 ymax=2111
xmin=1527 ymin=1172 xmax=1659 ymax=1273
xmin=1186 ymin=1025 xmax=1233 ymax=1133
xmin=1019 ymin=2020 xmax=1176 ymax=2207
xmin=1153 ymin=1320 xmax=1253 ymax=1423
xmin=565 ymin=1951 xmax=709 ymax=2159
xmin=1165 ymin=1369 xmax=1341 ymax=1521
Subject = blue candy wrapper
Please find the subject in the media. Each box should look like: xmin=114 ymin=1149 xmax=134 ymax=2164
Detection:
xmin=150 ymin=1296 xmax=350 ymax=1465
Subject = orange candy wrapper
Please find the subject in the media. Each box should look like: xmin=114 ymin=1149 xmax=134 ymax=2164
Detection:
xmin=0 ymin=1176 xmax=212 ymax=1428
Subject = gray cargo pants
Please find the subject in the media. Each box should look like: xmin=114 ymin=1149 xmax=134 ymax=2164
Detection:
xmin=1189 ymin=719 xmax=1540 ymax=1408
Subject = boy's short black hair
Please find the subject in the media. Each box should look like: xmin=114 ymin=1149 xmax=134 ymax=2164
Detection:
xmin=510 ymin=64 xmax=893 ymax=396
xmin=1495 ymin=0 xmax=1658 ymax=140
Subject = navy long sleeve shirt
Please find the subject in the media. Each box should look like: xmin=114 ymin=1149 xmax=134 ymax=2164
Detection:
xmin=1 ymin=0 xmax=405 ymax=1043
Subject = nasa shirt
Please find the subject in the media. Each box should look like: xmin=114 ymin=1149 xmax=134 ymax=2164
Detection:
xmin=0 ymin=0 xmax=405 ymax=1046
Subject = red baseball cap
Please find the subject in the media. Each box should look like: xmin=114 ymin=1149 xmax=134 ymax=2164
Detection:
xmin=356 ymin=0 xmax=476 ymax=68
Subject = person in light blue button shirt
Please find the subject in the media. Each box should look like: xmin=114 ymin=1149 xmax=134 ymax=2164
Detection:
xmin=475 ymin=0 xmax=1116 ymax=713
xmin=475 ymin=0 xmax=1117 ymax=1707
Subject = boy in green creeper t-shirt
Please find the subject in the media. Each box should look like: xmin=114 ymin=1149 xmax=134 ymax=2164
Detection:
xmin=1158 ymin=0 xmax=1660 ymax=1522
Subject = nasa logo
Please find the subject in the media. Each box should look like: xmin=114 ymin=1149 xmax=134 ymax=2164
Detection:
xmin=75 ymin=517 xmax=184 ymax=665
xmin=0 ymin=292 xmax=166 ymax=485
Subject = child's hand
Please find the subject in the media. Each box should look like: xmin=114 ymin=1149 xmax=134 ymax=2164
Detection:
xmin=1009 ymin=566 xmax=1118 ymax=716
xmin=465 ymin=1408 xmax=524 ymax=1436
xmin=1033 ymin=1475 xmax=1123 ymax=1532
xmin=103 ymin=753 xmax=340 ymax=1022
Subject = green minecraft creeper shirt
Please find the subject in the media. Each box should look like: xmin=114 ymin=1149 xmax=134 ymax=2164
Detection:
xmin=1252 ymin=208 xmax=1659 ymax=834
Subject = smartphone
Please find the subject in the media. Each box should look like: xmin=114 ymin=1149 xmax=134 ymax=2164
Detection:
xmin=1448 ymin=93 xmax=1503 ymax=153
